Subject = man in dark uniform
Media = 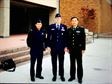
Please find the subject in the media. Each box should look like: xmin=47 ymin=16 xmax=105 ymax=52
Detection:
xmin=46 ymin=13 xmax=68 ymax=81
xmin=67 ymin=17 xmax=86 ymax=84
xmin=27 ymin=19 xmax=46 ymax=82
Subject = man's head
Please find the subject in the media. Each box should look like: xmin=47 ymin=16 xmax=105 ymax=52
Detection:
xmin=35 ymin=19 xmax=42 ymax=30
xmin=71 ymin=17 xmax=79 ymax=27
xmin=55 ymin=13 xmax=62 ymax=24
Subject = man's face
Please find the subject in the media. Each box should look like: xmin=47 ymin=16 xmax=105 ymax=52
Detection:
xmin=71 ymin=18 xmax=79 ymax=26
xmin=55 ymin=17 xmax=62 ymax=24
xmin=35 ymin=23 xmax=42 ymax=30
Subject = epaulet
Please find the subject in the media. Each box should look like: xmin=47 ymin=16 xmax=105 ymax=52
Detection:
xmin=80 ymin=26 xmax=85 ymax=28
xmin=68 ymin=27 xmax=72 ymax=30
xmin=81 ymin=26 xmax=87 ymax=29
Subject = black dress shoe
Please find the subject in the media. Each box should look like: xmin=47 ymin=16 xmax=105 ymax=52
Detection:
xmin=78 ymin=80 xmax=82 ymax=84
xmin=60 ymin=76 xmax=65 ymax=81
xmin=31 ymin=78 xmax=35 ymax=82
xmin=36 ymin=75 xmax=44 ymax=79
xmin=52 ymin=76 xmax=56 ymax=81
xmin=68 ymin=77 xmax=75 ymax=81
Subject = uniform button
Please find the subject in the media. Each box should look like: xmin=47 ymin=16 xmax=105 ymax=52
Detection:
xmin=73 ymin=34 xmax=75 ymax=36
xmin=72 ymin=43 xmax=74 ymax=45
xmin=57 ymin=36 xmax=59 ymax=38
xmin=57 ymin=40 xmax=58 ymax=42
xmin=73 ymin=37 xmax=74 ymax=39
xmin=72 ymin=40 xmax=74 ymax=42
xmin=79 ymin=44 xmax=82 ymax=46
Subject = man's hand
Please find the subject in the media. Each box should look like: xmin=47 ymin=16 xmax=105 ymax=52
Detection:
xmin=46 ymin=47 xmax=51 ymax=52
xmin=82 ymin=50 xmax=85 ymax=54
xmin=64 ymin=47 xmax=69 ymax=52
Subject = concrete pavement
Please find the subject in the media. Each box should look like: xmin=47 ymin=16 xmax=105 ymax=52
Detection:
xmin=0 ymin=38 xmax=112 ymax=84
xmin=0 ymin=34 xmax=27 ymax=51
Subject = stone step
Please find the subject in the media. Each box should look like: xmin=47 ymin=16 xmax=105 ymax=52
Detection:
xmin=0 ymin=49 xmax=30 ymax=62
xmin=14 ymin=52 xmax=50 ymax=65
xmin=86 ymin=35 xmax=94 ymax=43
xmin=98 ymin=34 xmax=112 ymax=38
xmin=0 ymin=47 xmax=29 ymax=55
xmin=13 ymin=55 xmax=30 ymax=64
xmin=94 ymin=33 xmax=112 ymax=38
xmin=0 ymin=46 xmax=49 ymax=66
xmin=0 ymin=46 xmax=30 ymax=65
xmin=14 ymin=51 xmax=50 ymax=64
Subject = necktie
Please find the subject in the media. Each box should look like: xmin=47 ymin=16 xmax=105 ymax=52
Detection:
xmin=57 ymin=24 xmax=60 ymax=30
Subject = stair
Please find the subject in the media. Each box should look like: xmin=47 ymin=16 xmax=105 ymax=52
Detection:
xmin=0 ymin=47 xmax=30 ymax=65
xmin=86 ymin=35 xmax=94 ymax=43
xmin=0 ymin=46 xmax=50 ymax=66
xmin=97 ymin=33 xmax=112 ymax=38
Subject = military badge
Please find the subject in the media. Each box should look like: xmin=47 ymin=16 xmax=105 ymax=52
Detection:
xmin=51 ymin=28 xmax=55 ymax=30
xmin=61 ymin=27 xmax=65 ymax=31
xmin=41 ymin=33 xmax=44 ymax=35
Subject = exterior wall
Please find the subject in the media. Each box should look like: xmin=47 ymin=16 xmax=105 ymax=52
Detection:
xmin=24 ymin=0 xmax=57 ymax=8
xmin=0 ymin=0 xmax=58 ymax=37
xmin=60 ymin=0 xmax=112 ymax=33
xmin=24 ymin=0 xmax=59 ymax=24
xmin=100 ymin=0 xmax=112 ymax=33
xmin=0 ymin=0 xmax=10 ymax=37
xmin=49 ymin=9 xmax=57 ymax=24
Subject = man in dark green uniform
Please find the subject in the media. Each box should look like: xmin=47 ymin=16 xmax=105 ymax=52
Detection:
xmin=67 ymin=17 xmax=86 ymax=84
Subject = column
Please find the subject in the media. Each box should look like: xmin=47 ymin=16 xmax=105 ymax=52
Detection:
xmin=0 ymin=0 xmax=10 ymax=38
xmin=56 ymin=0 xmax=60 ymax=13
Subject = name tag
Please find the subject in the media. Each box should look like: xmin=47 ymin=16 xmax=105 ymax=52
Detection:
xmin=76 ymin=30 xmax=80 ymax=33
xmin=51 ymin=28 xmax=55 ymax=31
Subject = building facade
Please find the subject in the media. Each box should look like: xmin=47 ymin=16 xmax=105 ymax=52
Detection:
xmin=60 ymin=0 xmax=112 ymax=33
xmin=0 ymin=0 xmax=59 ymax=37
xmin=0 ymin=0 xmax=112 ymax=38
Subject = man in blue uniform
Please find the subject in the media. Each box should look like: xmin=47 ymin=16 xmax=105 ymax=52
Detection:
xmin=47 ymin=13 xmax=68 ymax=81
xmin=27 ymin=19 xmax=46 ymax=82
xmin=67 ymin=17 xmax=86 ymax=84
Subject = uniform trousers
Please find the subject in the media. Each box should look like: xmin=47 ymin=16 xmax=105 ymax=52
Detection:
xmin=69 ymin=48 xmax=83 ymax=80
xmin=51 ymin=48 xmax=65 ymax=77
xmin=30 ymin=48 xmax=43 ymax=78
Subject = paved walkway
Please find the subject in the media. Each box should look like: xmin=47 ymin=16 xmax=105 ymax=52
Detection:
xmin=0 ymin=34 xmax=27 ymax=51
xmin=0 ymin=38 xmax=112 ymax=84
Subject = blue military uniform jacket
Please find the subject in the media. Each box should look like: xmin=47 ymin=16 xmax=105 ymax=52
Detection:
xmin=27 ymin=27 xmax=46 ymax=51
xmin=47 ymin=24 xmax=67 ymax=51
xmin=68 ymin=26 xmax=86 ymax=50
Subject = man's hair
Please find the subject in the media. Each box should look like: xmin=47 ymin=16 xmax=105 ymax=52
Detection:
xmin=71 ymin=17 xmax=79 ymax=21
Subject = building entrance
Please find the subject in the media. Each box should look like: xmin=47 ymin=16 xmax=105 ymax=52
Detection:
xmin=10 ymin=2 xmax=49 ymax=35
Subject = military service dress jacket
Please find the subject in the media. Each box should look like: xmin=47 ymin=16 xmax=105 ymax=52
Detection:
xmin=47 ymin=24 xmax=68 ymax=50
xmin=67 ymin=26 xmax=86 ymax=50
